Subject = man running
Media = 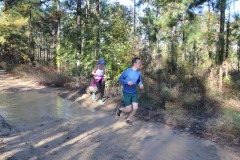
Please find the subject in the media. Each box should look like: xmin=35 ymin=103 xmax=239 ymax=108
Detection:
xmin=116 ymin=57 xmax=144 ymax=125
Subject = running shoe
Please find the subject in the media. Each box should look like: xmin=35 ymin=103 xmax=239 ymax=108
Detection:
xmin=116 ymin=106 xmax=122 ymax=117
xmin=126 ymin=120 xmax=133 ymax=126
xmin=98 ymin=100 xmax=105 ymax=105
xmin=92 ymin=93 xmax=96 ymax=101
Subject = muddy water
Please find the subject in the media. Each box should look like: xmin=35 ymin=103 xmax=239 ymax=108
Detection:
xmin=0 ymin=92 xmax=88 ymax=125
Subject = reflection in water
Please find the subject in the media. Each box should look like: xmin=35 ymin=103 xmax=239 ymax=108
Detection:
xmin=56 ymin=96 xmax=72 ymax=119
xmin=56 ymin=95 xmax=62 ymax=118
xmin=0 ymin=92 xmax=86 ymax=125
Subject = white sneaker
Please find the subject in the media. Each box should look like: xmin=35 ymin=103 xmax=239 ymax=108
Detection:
xmin=92 ymin=93 xmax=96 ymax=101
xmin=98 ymin=100 xmax=105 ymax=105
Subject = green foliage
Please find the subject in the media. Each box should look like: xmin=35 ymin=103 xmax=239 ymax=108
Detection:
xmin=32 ymin=1 xmax=133 ymax=85
xmin=223 ymin=75 xmax=233 ymax=87
xmin=0 ymin=2 xmax=29 ymax=64
xmin=236 ymin=80 xmax=240 ymax=91
xmin=223 ymin=108 xmax=240 ymax=129
xmin=2 ymin=0 xmax=240 ymax=92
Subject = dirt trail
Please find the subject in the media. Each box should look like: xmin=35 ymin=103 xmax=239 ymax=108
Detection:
xmin=0 ymin=71 xmax=240 ymax=160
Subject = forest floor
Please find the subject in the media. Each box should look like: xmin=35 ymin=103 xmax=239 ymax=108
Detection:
xmin=1 ymin=70 xmax=240 ymax=160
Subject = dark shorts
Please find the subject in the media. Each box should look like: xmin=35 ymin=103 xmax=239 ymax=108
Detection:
xmin=123 ymin=92 xmax=138 ymax=106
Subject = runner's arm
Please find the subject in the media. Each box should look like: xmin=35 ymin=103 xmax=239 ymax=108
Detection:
xmin=118 ymin=70 xmax=128 ymax=85
xmin=92 ymin=66 xmax=98 ymax=76
xmin=138 ymin=74 xmax=144 ymax=89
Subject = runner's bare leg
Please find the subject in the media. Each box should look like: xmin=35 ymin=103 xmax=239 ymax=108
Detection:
xmin=127 ymin=102 xmax=138 ymax=120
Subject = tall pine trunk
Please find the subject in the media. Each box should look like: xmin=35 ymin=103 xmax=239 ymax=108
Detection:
xmin=207 ymin=0 xmax=213 ymax=59
xmin=51 ymin=0 xmax=61 ymax=71
xmin=217 ymin=0 xmax=226 ymax=65
xmin=96 ymin=0 xmax=100 ymax=57
xmin=170 ymin=26 xmax=177 ymax=74
xmin=86 ymin=0 xmax=90 ymax=19
xmin=238 ymin=39 xmax=240 ymax=72
xmin=76 ymin=0 xmax=82 ymax=77
xmin=225 ymin=0 xmax=231 ymax=59
xmin=133 ymin=0 xmax=136 ymax=33
xmin=28 ymin=1 xmax=34 ymax=64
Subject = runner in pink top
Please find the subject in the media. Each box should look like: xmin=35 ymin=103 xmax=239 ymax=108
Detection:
xmin=91 ymin=58 xmax=106 ymax=105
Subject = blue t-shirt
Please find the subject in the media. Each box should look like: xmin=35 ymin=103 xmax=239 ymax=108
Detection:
xmin=118 ymin=67 xmax=143 ymax=94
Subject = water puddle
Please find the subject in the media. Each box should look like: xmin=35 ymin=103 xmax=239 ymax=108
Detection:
xmin=0 ymin=92 xmax=89 ymax=126
xmin=0 ymin=69 xmax=6 ymax=74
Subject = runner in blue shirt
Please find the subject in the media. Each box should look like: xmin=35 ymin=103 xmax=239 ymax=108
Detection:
xmin=116 ymin=57 xmax=144 ymax=126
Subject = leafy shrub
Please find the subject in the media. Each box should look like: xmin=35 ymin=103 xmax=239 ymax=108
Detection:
xmin=223 ymin=76 xmax=233 ymax=87
xmin=236 ymin=80 xmax=240 ymax=91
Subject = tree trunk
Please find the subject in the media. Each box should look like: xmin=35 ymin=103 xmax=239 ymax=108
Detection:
xmin=77 ymin=0 xmax=82 ymax=56
xmin=209 ymin=68 xmax=213 ymax=89
xmin=181 ymin=30 xmax=186 ymax=64
xmin=56 ymin=1 xmax=61 ymax=72
xmin=44 ymin=48 xmax=46 ymax=61
xmin=76 ymin=0 xmax=82 ymax=80
xmin=51 ymin=0 xmax=61 ymax=71
xmin=86 ymin=0 xmax=90 ymax=19
xmin=96 ymin=0 xmax=100 ymax=57
xmin=28 ymin=1 xmax=35 ymax=64
xmin=170 ymin=26 xmax=177 ymax=73
xmin=39 ymin=47 xmax=41 ymax=61
xmin=217 ymin=0 xmax=226 ymax=65
xmin=193 ymin=42 xmax=197 ymax=69
xmin=225 ymin=1 xmax=231 ymax=59
xmin=133 ymin=0 xmax=136 ymax=33
xmin=219 ymin=66 xmax=223 ymax=92
xmin=225 ymin=61 xmax=228 ymax=77
xmin=238 ymin=39 xmax=240 ymax=72
xmin=207 ymin=0 xmax=213 ymax=59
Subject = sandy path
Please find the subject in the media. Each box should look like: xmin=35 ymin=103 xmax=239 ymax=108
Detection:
xmin=0 ymin=71 xmax=240 ymax=160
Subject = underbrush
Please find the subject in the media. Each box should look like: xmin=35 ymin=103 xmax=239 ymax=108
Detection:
xmin=138 ymin=69 xmax=240 ymax=147
xmin=12 ymin=64 xmax=73 ymax=87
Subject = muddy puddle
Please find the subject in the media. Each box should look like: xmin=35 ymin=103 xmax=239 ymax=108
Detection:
xmin=0 ymin=92 xmax=88 ymax=126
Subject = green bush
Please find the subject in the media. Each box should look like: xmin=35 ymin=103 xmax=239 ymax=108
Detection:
xmin=236 ymin=80 xmax=240 ymax=91
xmin=223 ymin=108 xmax=240 ymax=129
xmin=223 ymin=76 xmax=233 ymax=87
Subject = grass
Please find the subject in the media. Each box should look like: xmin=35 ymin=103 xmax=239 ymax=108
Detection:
xmin=223 ymin=108 xmax=240 ymax=129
